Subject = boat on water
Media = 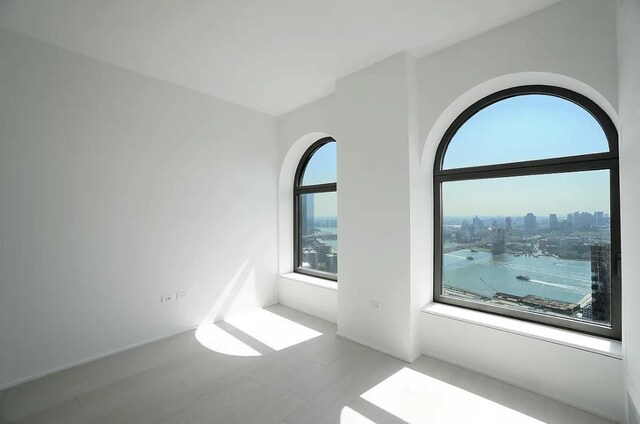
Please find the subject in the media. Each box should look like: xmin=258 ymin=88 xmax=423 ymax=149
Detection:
xmin=470 ymin=248 xmax=479 ymax=252
xmin=516 ymin=275 xmax=530 ymax=281
xmin=466 ymin=256 xmax=474 ymax=260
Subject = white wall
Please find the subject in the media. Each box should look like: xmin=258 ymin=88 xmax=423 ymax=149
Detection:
xmin=275 ymin=96 xmax=338 ymax=320
xmin=419 ymin=312 xmax=624 ymax=420
xmin=0 ymin=28 xmax=278 ymax=389
xmin=618 ymin=0 xmax=640 ymax=422
xmin=278 ymin=276 xmax=337 ymax=324
xmin=335 ymin=53 xmax=415 ymax=361
xmin=275 ymin=0 xmax=626 ymax=420
xmin=416 ymin=0 xmax=623 ymax=420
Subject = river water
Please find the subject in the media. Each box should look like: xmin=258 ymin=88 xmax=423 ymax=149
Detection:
xmin=443 ymin=249 xmax=592 ymax=303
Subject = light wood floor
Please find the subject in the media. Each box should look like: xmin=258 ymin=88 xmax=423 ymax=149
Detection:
xmin=1 ymin=305 xmax=615 ymax=424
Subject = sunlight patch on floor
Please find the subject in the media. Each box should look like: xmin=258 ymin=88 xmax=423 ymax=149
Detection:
xmin=340 ymin=406 xmax=378 ymax=423
xmin=225 ymin=309 xmax=322 ymax=351
xmin=195 ymin=322 xmax=261 ymax=356
xmin=361 ymin=367 xmax=544 ymax=423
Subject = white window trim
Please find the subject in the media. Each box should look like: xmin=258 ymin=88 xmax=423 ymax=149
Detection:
xmin=422 ymin=302 xmax=622 ymax=359
xmin=280 ymin=272 xmax=338 ymax=291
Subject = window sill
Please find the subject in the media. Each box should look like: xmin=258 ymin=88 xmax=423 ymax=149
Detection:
xmin=422 ymin=302 xmax=622 ymax=359
xmin=280 ymin=272 xmax=338 ymax=291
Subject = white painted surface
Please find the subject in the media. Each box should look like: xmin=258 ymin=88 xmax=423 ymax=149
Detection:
xmin=275 ymin=96 xmax=338 ymax=325
xmin=419 ymin=311 xmax=624 ymax=422
xmin=0 ymin=28 xmax=278 ymax=389
xmin=0 ymin=0 xmax=560 ymax=115
xmin=0 ymin=306 xmax=614 ymax=424
xmin=415 ymin=1 xmax=623 ymax=419
xmin=618 ymin=1 xmax=640 ymax=422
xmin=272 ymin=0 xmax=625 ymax=419
xmin=423 ymin=303 xmax=622 ymax=359
xmin=336 ymin=52 xmax=414 ymax=361
xmin=278 ymin=274 xmax=337 ymax=324
xmin=276 ymin=95 xmax=336 ymax=276
xmin=416 ymin=0 xmax=618 ymax=157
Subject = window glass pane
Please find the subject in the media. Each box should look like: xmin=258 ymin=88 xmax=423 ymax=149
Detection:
xmin=443 ymin=95 xmax=609 ymax=169
xmin=441 ymin=170 xmax=611 ymax=325
xmin=301 ymin=142 xmax=337 ymax=185
xmin=299 ymin=192 xmax=337 ymax=275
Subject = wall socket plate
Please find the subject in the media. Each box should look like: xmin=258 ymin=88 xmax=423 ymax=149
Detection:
xmin=370 ymin=300 xmax=382 ymax=311
xmin=161 ymin=294 xmax=172 ymax=303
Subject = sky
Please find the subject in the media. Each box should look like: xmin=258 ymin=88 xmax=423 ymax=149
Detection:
xmin=300 ymin=142 xmax=337 ymax=217
xmin=442 ymin=94 xmax=611 ymax=216
xmin=300 ymin=95 xmax=612 ymax=219
xmin=443 ymin=94 xmax=609 ymax=169
xmin=301 ymin=142 xmax=337 ymax=185
xmin=442 ymin=170 xmax=610 ymax=217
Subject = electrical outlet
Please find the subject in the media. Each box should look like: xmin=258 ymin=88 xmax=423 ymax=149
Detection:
xmin=161 ymin=294 xmax=172 ymax=303
xmin=176 ymin=290 xmax=187 ymax=299
xmin=370 ymin=300 xmax=382 ymax=311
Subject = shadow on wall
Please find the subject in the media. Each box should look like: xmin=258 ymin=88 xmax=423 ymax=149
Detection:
xmin=200 ymin=258 xmax=256 ymax=324
xmin=194 ymin=259 xmax=323 ymax=356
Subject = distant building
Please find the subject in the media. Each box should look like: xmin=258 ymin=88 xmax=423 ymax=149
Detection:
xmin=524 ymin=213 xmax=537 ymax=233
xmin=300 ymin=195 xmax=315 ymax=236
xmin=505 ymin=216 xmax=512 ymax=230
xmin=594 ymin=211 xmax=605 ymax=226
xmin=591 ymin=244 xmax=611 ymax=322
xmin=472 ymin=216 xmax=484 ymax=230
xmin=549 ymin=214 xmax=558 ymax=230
xmin=302 ymin=250 xmax=318 ymax=269
xmin=572 ymin=211 xmax=581 ymax=228
xmin=325 ymin=254 xmax=337 ymax=273
xmin=580 ymin=212 xmax=594 ymax=229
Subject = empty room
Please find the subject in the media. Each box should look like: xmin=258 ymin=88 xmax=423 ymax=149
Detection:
xmin=1 ymin=0 xmax=639 ymax=423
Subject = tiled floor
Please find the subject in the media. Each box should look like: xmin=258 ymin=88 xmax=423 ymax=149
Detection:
xmin=0 ymin=305 xmax=615 ymax=423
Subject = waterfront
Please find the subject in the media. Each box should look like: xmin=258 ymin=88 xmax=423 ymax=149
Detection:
xmin=443 ymin=249 xmax=591 ymax=303
xmin=316 ymin=226 xmax=338 ymax=252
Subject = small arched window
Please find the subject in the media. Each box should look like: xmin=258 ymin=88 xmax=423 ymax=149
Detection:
xmin=294 ymin=138 xmax=337 ymax=280
xmin=434 ymin=85 xmax=620 ymax=339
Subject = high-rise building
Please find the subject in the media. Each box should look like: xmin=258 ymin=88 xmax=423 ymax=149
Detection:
xmin=472 ymin=216 xmax=484 ymax=230
xmin=524 ymin=213 xmax=537 ymax=233
xmin=594 ymin=211 xmax=605 ymax=226
xmin=580 ymin=212 xmax=594 ymax=229
xmin=300 ymin=195 xmax=315 ymax=236
xmin=505 ymin=216 xmax=512 ymax=230
xmin=572 ymin=211 xmax=581 ymax=228
xmin=549 ymin=214 xmax=558 ymax=230
xmin=325 ymin=254 xmax=338 ymax=273
xmin=591 ymin=243 xmax=611 ymax=323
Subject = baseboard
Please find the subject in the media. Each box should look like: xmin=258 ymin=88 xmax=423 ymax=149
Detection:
xmin=420 ymin=350 xmax=620 ymax=423
xmin=0 ymin=302 xmax=283 ymax=392
xmin=0 ymin=324 xmax=198 ymax=391
xmin=277 ymin=301 xmax=337 ymax=324
xmin=629 ymin=379 xmax=640 ymax=424
xmin=336 ymin=331 xmax=411 ymax=363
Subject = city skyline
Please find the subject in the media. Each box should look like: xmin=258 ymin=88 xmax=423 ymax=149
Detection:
xmin=442 ymin=169 xmax=610 ymax=217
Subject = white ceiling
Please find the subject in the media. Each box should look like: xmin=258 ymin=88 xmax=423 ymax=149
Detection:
xmin=0 ymin=0 xmax=560 ymax=116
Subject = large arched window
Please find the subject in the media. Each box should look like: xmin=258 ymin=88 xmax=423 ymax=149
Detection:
xmin=294 ymin=138 xmax=337 ymax=280
xmin=434 ymin=85 xmax=620 ymax=339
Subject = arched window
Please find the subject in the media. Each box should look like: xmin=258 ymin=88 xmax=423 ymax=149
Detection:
xmin=434 ymin=85 xmax=620 ymax=339
xmin=294 ymin=138 xmax=337 ymax=280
